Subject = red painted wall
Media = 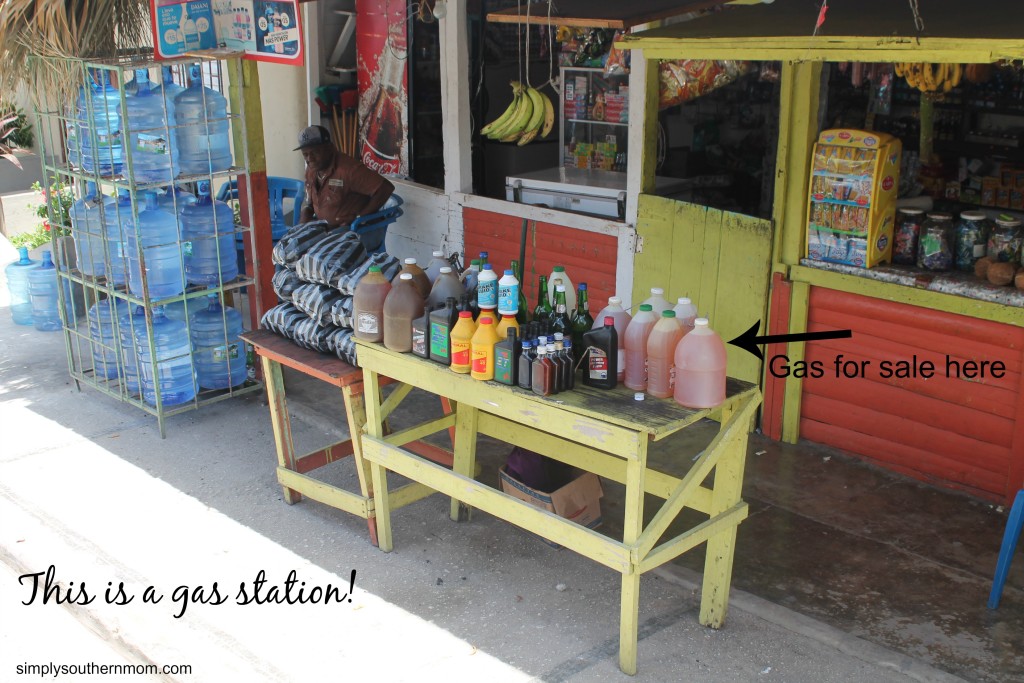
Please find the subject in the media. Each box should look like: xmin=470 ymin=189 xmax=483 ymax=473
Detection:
xmin=799 ymin=287 xmax=1024 ymax=503
xmin=462 ymin=207 xmax=619 ymax=314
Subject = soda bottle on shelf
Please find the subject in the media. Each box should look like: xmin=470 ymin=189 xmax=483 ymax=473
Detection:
xmin=533 ymin=274 xmax=552 ymax=322
xmin=570 ymin=283 xmax=594 ymax=364
xmin=550 ymin=285 xmax=571 ymax=337
xmin=547 ymin=265 xmax=576 ymax=312
xmin=510 ymin=259 xmax=529 ymax=324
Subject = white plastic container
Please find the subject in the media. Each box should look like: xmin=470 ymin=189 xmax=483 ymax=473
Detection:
xmin=546 ymin=265 xmax=576 ymax=312
xmin=497 ymin=268 xmax=520 ymax=316
xmin=673 ymin=317 xmax=727 ymax=409
xmin=425 ymin=250 xmax=447 ymax=284
xmin=641 ymin=287 xmax=672 ymax=316
xmin=477 ymin=263 xmax=499 ymax=310
xmin=673 ymin=297 xmax=698 ymax=329
xmin=594 ymin=296 xmax=632 ymax=381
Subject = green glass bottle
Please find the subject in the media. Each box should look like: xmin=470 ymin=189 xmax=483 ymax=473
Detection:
xmin=533 ymin=274 xmax=552 ymax=322
xmin=569 ymin=283 xmax=593 ymax=364
xmin=511 ymin=259 xmax=530 ymax=325
xmin=550 ymin=284 xmax=571 ymax=337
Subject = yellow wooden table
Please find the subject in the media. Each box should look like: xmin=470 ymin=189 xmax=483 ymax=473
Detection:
xmin=354 ymin=338 xmax=761 ymax=675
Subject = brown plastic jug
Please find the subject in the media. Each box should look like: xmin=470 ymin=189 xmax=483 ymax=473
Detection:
xmin=427 ymin=266 xmax=466 ymax=309
xmin=400 ymin=258 xmax=432 ymax=299
xmin=353 ymin=265 xmax=391 ymax=342
xmin=383 ymin=273 xmax=425 ymax=352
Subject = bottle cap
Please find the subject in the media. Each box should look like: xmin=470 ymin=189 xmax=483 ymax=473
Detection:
xmin=522 ymin=341 xmax=531 ymax=349
xmin=639 ymin=304 xmax=653 ymax=311
xmin=662 ymin=310 xmax=676 ymax=317
xmin=547 ymin=344 xmax=556 ymax=352
xmin=439 ymin=266 xmax=452 ymax=273
xmin=650 ymin=287 xmax=664 ymax=295
xmin=399 ymin=273 xmax=413 ymax=280
xmin=553 ymin=332 xmax=564 ymax=340
xmin=537 ymin=346 xmax=546 ymax=355
xmin=471 ymin=259 xmax=481 ymax=266
xmin=458 ymin=311 xmax=473 ymax=318
xmin=503 ymin=313 xmax=515 ymax=319
xmin=677 ymin=297 xmax=691 ymax=305
xmin=504 ymin=269 xmax=514 ymax=276
xmin=578 ymin=283 xmax=588 ymax=290
xmin=369 ymin=266 xmax=382 ymax=273
xmin=564 ymin=339 xmax=572 ymax=347
xmin=634 ymin=392 xmax=645 ymax=401
xmin=556 ymin=285 xmax=566 ymax=292
xmin=404 ymin=257 xmax=417 ymax=265
xmin=694 ymin=317 xmax=709 ymax=326
xmin=432 ymin=250 xmax=444 ymax=257
xmin=609 ymin=296 xmax=621 ymax=305
xmin=959 ymin=211 xmax=985 ymax=221
xmin=479 ymin=316 xmax=493 ymax=325
xmin=482 ymin=263 xmax=493 ymax=271
xmin=538 ymin=336 xmax=548 ymax=344
xmin=603 ymin=316 xmax=614 ymax=326
xmin=553 ymin=265 xmax=565 ymax=272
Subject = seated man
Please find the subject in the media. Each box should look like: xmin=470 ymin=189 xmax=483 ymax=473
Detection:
xmin=295 ymin=125 xmax=394 ymax=228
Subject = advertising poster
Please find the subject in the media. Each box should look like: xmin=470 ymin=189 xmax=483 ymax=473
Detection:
xmin=151 ymin=0 xmax=303 ymax=65
xmin=356 ymin=0 xmax=408 ymax=176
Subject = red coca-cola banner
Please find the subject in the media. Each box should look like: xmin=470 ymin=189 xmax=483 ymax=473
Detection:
xmin=356 ymin=0 xmax=408 ymax=176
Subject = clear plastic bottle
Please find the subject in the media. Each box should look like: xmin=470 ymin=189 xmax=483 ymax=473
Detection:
xmin=673 ymin=317 xmax=727 ymax=409
xmin=641 ymin=287 xmax=672 ymax=316
xmin=646 ymin=309 xmax=683 ymax=399
xmin=126 ymin=191 xmax=185 ymax=300
xmin=190 ymin=296 xmax=247 ymax=390
xmin=546 ymin=265 xmax=576 ymax=312
xmin=594 ymin=295 xmax=631 ymax=380
xmin=174 ymin=64 xmax=233 ymax=174
xmin=425 ymin=250 xmax=448 ymax=284
xmin=28 ymin=251 xmax=63 ymax=331
xmin=353 ymin=265 xmax=391 ymax=342
xmin=5 ymin=247 xmax=38 ymax=325
xmin=383 ymin=272 xmax=424 ymax=352
xmin=135 ymin=305 xmax=197 ymax=406
xmin=672 ymin=297 xmax=698 ymax=330
xmin=180 ymin=180 xmax=237 ymax=286
xmin=623 ymin=304 xmax=658 ymax=392
xmin=531 ymin=344 xmax=555 ymax=396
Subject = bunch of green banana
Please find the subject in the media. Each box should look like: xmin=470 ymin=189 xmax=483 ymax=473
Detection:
xmin=480 ymin=82 xmax=555 ymax=145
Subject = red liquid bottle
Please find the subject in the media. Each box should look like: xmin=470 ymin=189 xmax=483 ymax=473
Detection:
xmin=531 ymin=345 xmax=555 ymax=396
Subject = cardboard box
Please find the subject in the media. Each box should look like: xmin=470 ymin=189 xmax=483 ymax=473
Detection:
xmin=498 ymin=465 xmax=603 ymax=547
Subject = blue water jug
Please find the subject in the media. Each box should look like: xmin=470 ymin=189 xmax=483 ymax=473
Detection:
xmin=5 ymin=247 xmax=38 ymax=325
xmin=118 ymin=305 xmax=147 ymax=393
xmin=124 ymin=69 xmax=179 ymax=184
xmin=163 ymin=296 xmax=208 ymax=323
xmin=135 ymin=305 xmax=197 ymax=406
xmin=79 ymin=69 xmax=123 ymax=176
xmin=158 ymin=185 xmax=197 ymax=215
xmin=66 ymin=85 xmax=86 ymax=169
xmin=28 ymin=251 xmax=63 ymax=331
xmin=126 ymin=191 xmax=185 ymax=300
xmin=174 ymin=65 xmax=232 ymax=174
xmin=181 ymin=180 xmax=237 ymax=285
xmin=70 ymin=182 xmax=114 ymax=279
xmin=190 ymin=296 xmax=247 ymax=389
xmin=152 ymin=66 xmax=185 ymax=103
xmin=102 ymin=190 xmax=132 ymax=286
xmin=88 ymin=297 xmax=129 ymax=379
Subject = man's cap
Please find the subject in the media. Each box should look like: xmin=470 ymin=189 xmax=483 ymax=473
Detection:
xmin=294 ymin=125 xmax=332 ymax=151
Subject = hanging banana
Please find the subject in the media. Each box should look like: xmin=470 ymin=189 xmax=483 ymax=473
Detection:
xmin=897 ymin=63 xmax=965 ymax=94
xmin=481 ymin=81 xmax=555 ymax=145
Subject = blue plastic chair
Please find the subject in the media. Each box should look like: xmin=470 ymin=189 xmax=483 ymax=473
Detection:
xmin=217 ymin=177 xmax=305 ymax=276
xmin=989 ymin=489 xmax=1024 ymax=609
xmin=351 ymin=194 xmax=403 ymax=254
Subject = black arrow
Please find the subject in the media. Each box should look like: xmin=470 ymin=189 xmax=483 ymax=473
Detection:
xmin=727 ymin=321 xmax=852 ymax=361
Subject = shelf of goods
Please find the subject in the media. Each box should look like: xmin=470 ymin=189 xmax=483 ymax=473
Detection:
xmin=32 ymin=53 xmax=261 ymax=436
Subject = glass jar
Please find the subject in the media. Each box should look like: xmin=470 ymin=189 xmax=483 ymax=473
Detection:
xmin=916 ymin=212 xmax=954 ymax=271
xmin=953 ymin=211 xmax=989 ymax=271
xmin=893 ymin=208 xmax=924 ymax=265
xmin=986 ymin=216 xmax=1022 ymax=265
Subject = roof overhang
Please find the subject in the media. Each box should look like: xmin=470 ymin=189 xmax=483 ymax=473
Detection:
xmin=485 ymin=0 xmax=732 ymax=30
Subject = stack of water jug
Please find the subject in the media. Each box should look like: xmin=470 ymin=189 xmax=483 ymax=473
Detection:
xmin=4 ymin=61 xmax=250 ymax=409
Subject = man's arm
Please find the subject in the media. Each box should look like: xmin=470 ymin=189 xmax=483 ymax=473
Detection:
xmin=298 ymin=182 xmax=315 ymax=223
xmin=358 ymin=179 xmax=395 ymax=218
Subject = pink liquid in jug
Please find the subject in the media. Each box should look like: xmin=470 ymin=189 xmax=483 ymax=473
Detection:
xmin=673 ymin=317 xmax=726 ymax=409
xmin=645 ymin=310 xmax=684 ymax=399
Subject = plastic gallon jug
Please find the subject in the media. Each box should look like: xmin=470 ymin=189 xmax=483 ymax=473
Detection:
xmin=470 ymin=315 xmax=500 ymax=380
xmin=425 ymin=250 xmax=447 ymax=284
xmin=476 ymin=263 xmax=499 ymax=311
xmin=383 ymin=273 xmax=424 ymax=352
xmin=353 ymin=266 xmax=392 ymax=342
xmin=119 ymin=305 xmax=147 ymax=393
xmin=190 ymin=297 xmax=247 ymax=390
xmin=623 ymin=304 xmax=657 ymax=391
xmin=102 ymin=190 xmax=133 ymax=286
xmin=497 ymin=269 xmax=520 ymax=316
xmin=79 ymin=69 xmax=123 ymax=176
xmin=124 ymin=68 xmax=179 ymax=184
xmin=65 ymin=86 xmax=86 ymax=169
xmin=646 ymin=310 xmax=683 ymax=398
xmin=88 ymin=297 xmax=130 ymax=379
xmin=546 ymin=265 xmax=576 ymax=312
xmin=28 ymin=251 xmax=63 ymax=331
xmin=163 ymin=296 xmax=208 ymax=323
xmin=127 ymin=191 xmax=185 ymax=300
xmin=5 ymin=247 xmax=38 ymax=325
xmin=449 ymin=311 xmax=476 ymax=373
xmin=152 ymin=66 xmax=185 ymax=103
xmin=594 ymin=296 xmax=631 ymax=381
xmin=135 ymin=305 xmax=197 ymax=406
xmin=674 ymin=317 xmax=727 ymax=409
xmin=180 ymin=180 xmax=237 ymax=286
xmin=641 ymin=287 xmax=672 ymax=316
xmin=70 ymin=182 xmax=115 ymax=278
xmin=399 ymin=257 xmax=431 ymax=299
xmin=673 ymin=297 xmax=698 ymax=330
xmin=157 ymin=186 xmax=198 ymax=215
xmin=175 ymin=64 xmax=233 ymax=174
xmin=426 ymin=266 xmax=465 ymax=310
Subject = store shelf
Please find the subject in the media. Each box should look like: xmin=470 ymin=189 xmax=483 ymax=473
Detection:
xmin=567 ymin=118 xmax=628 ymax=127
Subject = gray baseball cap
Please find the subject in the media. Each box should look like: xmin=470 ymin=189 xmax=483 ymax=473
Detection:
xmin=294 ymin=125 xmax=332 ymax=150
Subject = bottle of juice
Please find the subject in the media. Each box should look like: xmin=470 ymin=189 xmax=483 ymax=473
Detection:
xmin=382 ymin=273 xmax=424 ymax=352
xmin=646 ymin=310 xmax=683 ymax=398
xmin=547 ymin=265 xmax=576 ymax=311
xmin=531 ymin=344 xmax=554 ymax=396
xmin=470 ymin=314 xmax=500 ymax=381
xmin=429 ymin=297 xmax=460 ymax=365
xmin=400 ymin=257 xmax=431 ymax=299
xmin=533 ymin=274 xmax=552 ymax=322
xmin=642 ymin=287 xmax=672 ymax=316
xmin=517 ymin=339 xmax=533 ymax=389
xmin=594 ymin=296 xmax=631 ymax=381
xmin=353 ymin=265 xmax=391 ymax=342
xmin=495 ymin=313 xmax=520 ymax=340
xmin=494 ymin=329 xmax=519 ymax=386
xmin=581 ymin=316 xmax=618 ymax=389
xmin=550 ymin=285 xmax=571 ymax=337
xmin=569 ymin=283 xmax=594 ymax=365
xmin=427 ymin=266 xmax=466 ymax=309
xmin=674 ymin=317 xmax=727 ymax=409
xmin=673 ymin=296 xmax=698 ymax=330
xmin=623 ymin=304 xmax=657 ymax=391
xmin=449 ymin=311 xmax=476 ymax=373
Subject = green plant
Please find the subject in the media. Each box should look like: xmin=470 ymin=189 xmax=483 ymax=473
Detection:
xmin=0 ymin=104 xmax=33 ymax=149
xmin=9 ymin=226 xmax=50 ymax=250
xmin=0 ymin=113 xmax=23 ymax=169
xmin=31 ymin=178 xmax=74 ymax=238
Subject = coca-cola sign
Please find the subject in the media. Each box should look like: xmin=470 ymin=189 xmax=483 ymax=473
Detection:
xmin=357 ymin=0 xmax=408 ymax=176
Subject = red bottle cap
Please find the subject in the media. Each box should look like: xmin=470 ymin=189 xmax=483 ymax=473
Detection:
xmin=458 ymin=311 xmax=472 ymax=318
xmin=479 ymin=317 xmax=493 ymax=325
xmin=604 ymin=316 xmax=615 ymax=326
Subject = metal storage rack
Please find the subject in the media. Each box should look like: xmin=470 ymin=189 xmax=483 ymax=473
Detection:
xmin=32 ymin=52 xmax=262 ymax=436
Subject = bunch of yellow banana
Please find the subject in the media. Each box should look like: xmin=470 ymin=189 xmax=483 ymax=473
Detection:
xmin=480 ymin=81 xmax=555 ymax=146
xmin=895 ymin=62 xmax=963 ymax=93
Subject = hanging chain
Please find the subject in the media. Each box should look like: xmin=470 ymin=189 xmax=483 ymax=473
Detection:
xmin=908 ymin=0 xmax=925 ymax=33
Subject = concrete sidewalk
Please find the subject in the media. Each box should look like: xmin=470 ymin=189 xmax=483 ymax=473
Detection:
xmin=0 ymin=300 xmax=970 ymax=683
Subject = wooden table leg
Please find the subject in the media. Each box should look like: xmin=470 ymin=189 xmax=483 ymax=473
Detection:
xmin=364 ymin=369 xmax=393 ymax=552
xmin=262 ymin=355 xmax=301 ymax=504
xmin=700 ymin=403 xmax=747 ymax=628
xmin=342 ymin=384 xmax=378 ymax=547
xmin=450 ymin=403 xmax=479 ymax=522
xmin=619 ymin=437 xmax=648 ymax=675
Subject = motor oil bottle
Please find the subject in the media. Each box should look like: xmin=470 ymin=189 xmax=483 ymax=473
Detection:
xmin=531 ymin=344 xmax=555 ymax=396
xmin=411 ymin=308 xmax=430 ymax=358
xmin=594 ymin=296 xmax=631 ymax=381
xmin=382 ymin=272 xmax=424 ymax=352
xmin=429 ymin=297 xmax=460 ymax=365
xmin=517 ymin=339 xmax=533 ymax=389
xmin=400 ymin=257 xmax=431 ymax=299
xmin=427 ymin=266 xmax=465 ymax=309
xmin=495 ymin=313 xmax=520 ymax=340
xmin=623 ymin=304 xmax=658 ymax=391
xmin=674 ymin=317 xmax=727 ymax=409
xmin=353 ymin=265 xmax=391 ymax=342
xmin=494 ymin=328 xmax=519 ymax=385
xmin=646 ymin=310 xmax=683 ymax=398
xmin=582 ymin=316 xmax=618 ymax=389
xmin=449 ymin=311 xmax=476 ymax=373
xmin=470 ymin=314 xmax=500 ymax=381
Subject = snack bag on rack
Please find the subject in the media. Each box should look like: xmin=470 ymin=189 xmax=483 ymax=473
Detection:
xmin=658 ymin=59 xmax=752 ymax=110
xmin=603 ymin=31 xmax=629 ymax=77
